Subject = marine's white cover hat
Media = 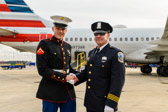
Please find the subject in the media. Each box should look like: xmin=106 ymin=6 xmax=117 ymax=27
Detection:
xmin=50 ymin=15 xmax=72 ymax=28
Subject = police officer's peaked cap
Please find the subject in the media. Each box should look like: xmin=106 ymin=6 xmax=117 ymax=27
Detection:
xmin=50 ymin=15 xmax=72 ymax=28
xmin=91 ymin=21 xmax=113 ymax=33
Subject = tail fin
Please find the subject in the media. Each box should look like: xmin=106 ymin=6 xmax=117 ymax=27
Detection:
xmin=0 ymin=0 xmax=34 ymax=13
xmin=0 ymin=0 xmax=52 ymax=28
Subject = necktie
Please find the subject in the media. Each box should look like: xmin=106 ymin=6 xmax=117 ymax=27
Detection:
xmin=95 ymin=48 xmax=100 ymax=56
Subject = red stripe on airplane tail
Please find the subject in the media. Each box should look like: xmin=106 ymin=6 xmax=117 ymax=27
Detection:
xmin=0 ymin=4 xmax=11 ymax=12
xmin=0 ymin=20 xmax=46 ymax=27
xmin=0 ymin=34 xmax=53 ymax=42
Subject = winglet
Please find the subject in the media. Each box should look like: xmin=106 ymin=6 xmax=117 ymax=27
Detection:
xmin=162 ymin=17 xmax=168 ymax=38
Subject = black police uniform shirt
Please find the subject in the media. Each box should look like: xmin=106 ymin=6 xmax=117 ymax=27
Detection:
xmin=36 ymin=36 xmax=78 ymax=103
xmin=75 ymin=43 xmax=125 ymax=111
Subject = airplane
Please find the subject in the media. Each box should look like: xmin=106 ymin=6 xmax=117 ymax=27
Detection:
xmin=0 ymin=0 xmax=168 ymax=76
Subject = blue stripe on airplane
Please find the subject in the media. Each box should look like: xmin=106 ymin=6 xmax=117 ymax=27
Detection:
xmin=5 ymin=0 xmax=27 ymax=5
xmin=8 ymin=6 xmax=33 ymax=13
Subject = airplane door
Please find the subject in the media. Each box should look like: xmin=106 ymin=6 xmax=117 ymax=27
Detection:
xmin=39 ymin=32 xmax=47 ymax=41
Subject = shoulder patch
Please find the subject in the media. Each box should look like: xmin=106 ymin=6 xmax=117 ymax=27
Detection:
xmin=37 ymin=47 xmax=45 ymax=55
xmin=118 ymin=52 xmax=124 ymax=63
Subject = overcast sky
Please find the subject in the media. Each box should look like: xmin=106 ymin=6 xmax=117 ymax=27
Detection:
xmin=25 ymin=0 xmax=168 ymax=28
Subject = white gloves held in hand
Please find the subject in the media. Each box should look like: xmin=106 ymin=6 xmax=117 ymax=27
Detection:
xmin=66 ymin=73 xmax=76 ymax=85
xmin=66 ymin=79 xmax=75 ymax=85
xmin=104 ymin=105 xmax=114 ymax=112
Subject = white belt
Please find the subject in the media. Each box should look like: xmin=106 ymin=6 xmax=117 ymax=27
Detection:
xmin=52 ymin=69 xmax=69 ymax=74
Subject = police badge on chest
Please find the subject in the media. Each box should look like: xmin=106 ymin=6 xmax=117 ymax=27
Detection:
xmin=101 ymin=56 xmax=107 ymax=63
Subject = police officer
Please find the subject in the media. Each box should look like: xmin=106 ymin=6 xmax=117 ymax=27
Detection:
xmin=75 ymin=21 xmax=125 ymax=112
xmin=36 ymin=15 xmax=78 ymax=112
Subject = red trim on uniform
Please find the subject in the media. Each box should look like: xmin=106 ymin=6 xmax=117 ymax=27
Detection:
xmin=0 ymin=20 xmax=46 ymax=27
xmin=60 ymin=43 xmax=65 ymax=70
xmin=37 ymin=98 xmax=67 ymax=103
xmin=50 ymin=37 xmax=66 ymax=82
xmin=0 ymin=4 xmax=11 ymax=12
xmin=51 ymin=72 xmax=65 ymax=83
xmin=51 ymin=37 xmax=62 ymax=44
xmin=0 ymin=34 xmax=53 ymax=42
xmin=65 ymin=83 xmax=76 ymax=101
xmin=51 ymin=37 xmax=65 ymax=73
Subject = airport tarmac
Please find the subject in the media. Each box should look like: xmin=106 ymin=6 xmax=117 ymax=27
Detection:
xmin=0 ymin=67 xmax=168 ymax=112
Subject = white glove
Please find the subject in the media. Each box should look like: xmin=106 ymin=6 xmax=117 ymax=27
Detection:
xmin=104 ymin=105 xmax=114 ymax=112
xmin=66 ymin=73 xmax=76 ymax=85
xmin=66 ymin=79 xmax=74 ymax=85
xmin=69 ymin=73 xmax=76 ymax=76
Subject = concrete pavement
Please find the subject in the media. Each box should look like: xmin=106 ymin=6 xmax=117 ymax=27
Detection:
xmin=0 ymin=67 xmax=168 ymax=112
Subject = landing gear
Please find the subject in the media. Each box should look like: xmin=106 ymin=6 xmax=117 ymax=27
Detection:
xmin=157 ymin=66 xmax=161 ymax=76
xmin=157 ymin=66 xmax=168 ymax=76
xmin=140 ymin=65 xmax=152 ymax=74
xmin=140 ymin=64 xmax=168 ymax=76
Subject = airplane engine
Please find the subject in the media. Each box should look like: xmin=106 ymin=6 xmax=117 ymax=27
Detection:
xmin=125 ymin=49 xmax=160 ymax=64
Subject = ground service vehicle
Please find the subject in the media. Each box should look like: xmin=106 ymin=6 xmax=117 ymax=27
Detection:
xmin=1 ymin=63 xmax=26 ymax=70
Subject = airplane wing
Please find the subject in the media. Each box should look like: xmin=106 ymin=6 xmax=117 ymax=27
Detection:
xmin=11 ymin=47 xmax=27 ymax=52
xmin=0 ymin=28 xmax=18 ymax=36
xmin=145 ymin=17 xmax=168 ymax=56
xmin=0 ymin=28 xmax=26 ymax=52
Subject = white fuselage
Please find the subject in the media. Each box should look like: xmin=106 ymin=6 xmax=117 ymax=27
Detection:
xmin=1 ymin=27 xmax=164 ymax=62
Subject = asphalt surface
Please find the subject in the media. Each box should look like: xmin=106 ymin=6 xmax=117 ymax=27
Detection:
xmin=0 ymin=66 xmax=168 ymax=112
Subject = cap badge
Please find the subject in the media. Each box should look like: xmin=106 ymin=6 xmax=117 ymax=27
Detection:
xmin=60 ymin=17 xmax=64 ymax=20
xmin=97 ymin=22 xmax=101 ymax=29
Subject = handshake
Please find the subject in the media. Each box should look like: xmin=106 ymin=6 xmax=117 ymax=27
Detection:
xmin=65 ymin=73 xmax=79 ymax=85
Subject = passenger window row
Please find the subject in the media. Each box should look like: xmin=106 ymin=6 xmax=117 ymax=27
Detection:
xmin=64 ymin=37 xmax=160 ymax=42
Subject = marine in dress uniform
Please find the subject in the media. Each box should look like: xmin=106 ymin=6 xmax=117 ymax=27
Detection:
xmin=36 ymin=15 xmax=78 ymax=112
xmin=75 ymin=21 xmax=125 ymax=112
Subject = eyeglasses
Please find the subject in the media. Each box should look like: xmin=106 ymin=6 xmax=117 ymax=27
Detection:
xmin=94 ymin=33 xmax=106 ymax=36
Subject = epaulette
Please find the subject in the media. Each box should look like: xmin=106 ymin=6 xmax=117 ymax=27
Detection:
xmin=109 ymin=45 xmax=120 ymax=51
xmin=44 ymin=38 xmax=52 ymax=41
